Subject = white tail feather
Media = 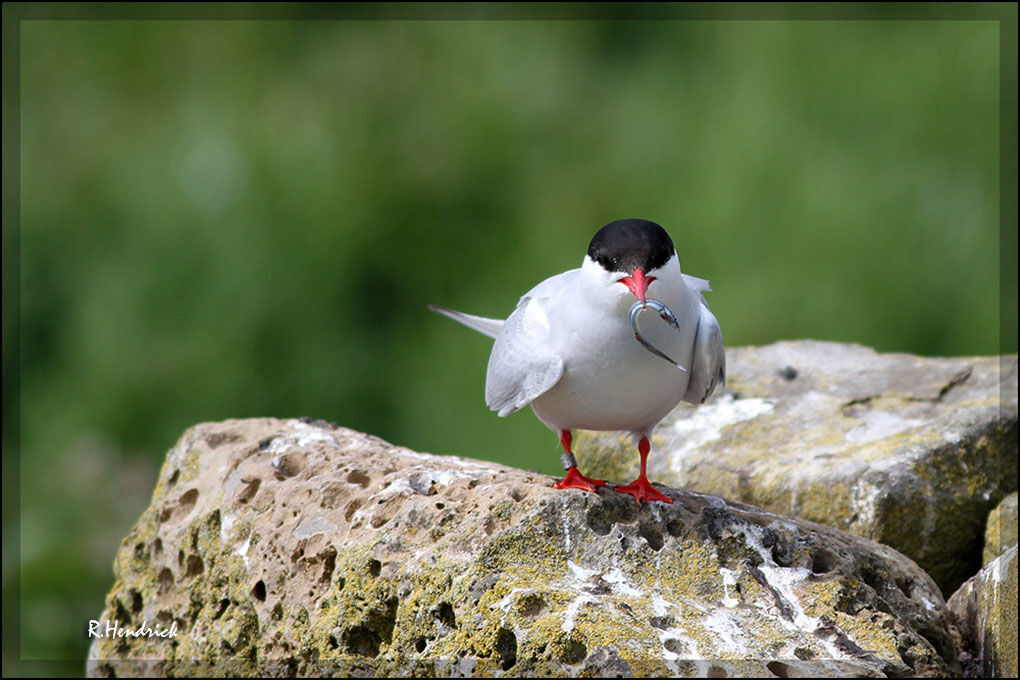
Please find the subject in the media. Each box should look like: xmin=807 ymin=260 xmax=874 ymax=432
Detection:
xmin=428 ymin=305 xmax=504 ymax=339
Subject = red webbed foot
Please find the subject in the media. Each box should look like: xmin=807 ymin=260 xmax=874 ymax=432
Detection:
xmin=554 ymin=466 xmax=607 ymax=493
xmin=614 ymin=435 xmax=673 ymax=504
xmin=614 ymin=476 xmax=674 ymax=505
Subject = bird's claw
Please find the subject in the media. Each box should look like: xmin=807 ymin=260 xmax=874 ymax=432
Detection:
xmin=614 ymin=476 xmax=674 ymax=505
xmin=555 ymin=466 xmax=606 ymax=493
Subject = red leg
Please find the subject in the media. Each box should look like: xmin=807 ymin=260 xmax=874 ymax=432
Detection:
xmin=614 ymin=436 xmax=673 ymax=505
xmin=553 ymin=429 xmax=606 ymax=492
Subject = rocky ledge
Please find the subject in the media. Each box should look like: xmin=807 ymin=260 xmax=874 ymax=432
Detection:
xmin=578 ymin=341 xmax=1017 ymax=595
xmin=87 ymin=343 xmax=1017 ymax=677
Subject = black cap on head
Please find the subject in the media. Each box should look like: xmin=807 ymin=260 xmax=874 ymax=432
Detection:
xmin=586 ymin=219 xmax=675 ymax=273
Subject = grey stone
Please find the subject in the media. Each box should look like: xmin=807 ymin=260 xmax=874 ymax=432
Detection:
xmin=576 ymin=341 xmax=1018 ymax=596
xmin=984 ymin=492 xmax=1019 ymax=566
xmin=948 ymin=546 xmax=1018 ymax=678
xmin=88 ymin=418 xmax=963 ymax=677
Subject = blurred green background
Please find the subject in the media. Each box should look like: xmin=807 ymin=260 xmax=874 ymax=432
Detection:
xmin=6 ymin=6 xmax=1015 ymax=675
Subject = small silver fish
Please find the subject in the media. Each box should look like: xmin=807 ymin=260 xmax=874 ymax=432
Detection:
xmin=629 ymin=299 xmax=687 ymax=371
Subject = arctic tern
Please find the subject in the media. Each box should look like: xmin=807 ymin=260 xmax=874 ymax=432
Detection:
xmin=430 ymin=218 xmax=725 ymax=504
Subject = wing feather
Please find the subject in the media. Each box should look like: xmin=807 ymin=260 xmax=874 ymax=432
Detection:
xmin=683 ymin=300 xmax=725 ymax=404
xmin=681 ymin=274 xmax=712 ymax=294
xmin=485 ymin=296 xmax=564 ymax=417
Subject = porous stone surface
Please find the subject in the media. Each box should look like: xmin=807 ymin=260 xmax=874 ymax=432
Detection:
xmin=984 ymin=492 xmax=1019 ymax=566
xmin=948 ymin=546 xmax=1018 ymax=678
xmin=576 ymin=342 xmax=1018 ymax=596
xmin=88 ymin=418 xmax=963 ymax=677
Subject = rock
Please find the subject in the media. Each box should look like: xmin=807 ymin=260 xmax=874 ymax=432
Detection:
xmin=88 ymin=418 xmax=963 ymax=677
xmin=576 ymin=341 xmax=1018 ymax=596
xmin=984 ymin=492 xmax=1019 ymax=566
xmin=948 ymin=546 xmax=1018 ymax=678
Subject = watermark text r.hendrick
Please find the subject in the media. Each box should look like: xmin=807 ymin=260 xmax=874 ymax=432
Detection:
xmin=88 ymin=619 xmax=180 ymax=639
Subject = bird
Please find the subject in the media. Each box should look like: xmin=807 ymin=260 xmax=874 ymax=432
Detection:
xmin=429 ymin=218 xmax=724 ymax=505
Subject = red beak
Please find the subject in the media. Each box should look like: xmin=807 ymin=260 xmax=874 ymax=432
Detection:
xmin=619 ymin=268 xmax=656 ymax=304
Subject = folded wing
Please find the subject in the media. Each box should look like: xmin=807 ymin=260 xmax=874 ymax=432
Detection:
xmin=683 ymin=299 xmax=725 ymax=404
xmin=485 ymin=296 xmax=564 ymax=417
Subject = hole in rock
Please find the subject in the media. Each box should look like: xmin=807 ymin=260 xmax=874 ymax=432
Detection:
xmin=496 ymin=628 xmax=517 ymax=670
xmin=158 ymin=568 xmax=174 ymax=594
xmin=344 ymin=499 xmax=362 ymax=522
xmin=184 ymin=554 xmax=204 ymax=578
xmin=649 ymin=616 xmax=674 ymax=630
xmin=178 ymin=488 xmax=199 ymax=512
xmin=128 ymin=589 xmax=143 ymax=613
xmin=343 ymin=625 xmax=382 ymax=657
xmin=586 ymin=507 xmax=611 ymax=536
xmin=767 ymin=661 xmax=794 ymax=678
xmin=559 ymin=639 xmax=587 ymax=663
xmin=213 ymin=598 xmax=230 ymax=620
xmin=238 ymin=478 xmax=261 ymax=504
xmin=638 ymin=520 xmax=664 ymax=551
xmin=320 ymin=546 xmax=337 ymax=584
xmin=810 ymin=549 xmax=838 ymax=574
xmin=433 ymin=602 xmax=456 ymax=628
xmin=347 ymin=470 xmax=371 ymax=488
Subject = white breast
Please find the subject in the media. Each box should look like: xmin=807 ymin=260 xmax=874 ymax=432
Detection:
xmin=529 ymin=278 xmax=699 ymax=435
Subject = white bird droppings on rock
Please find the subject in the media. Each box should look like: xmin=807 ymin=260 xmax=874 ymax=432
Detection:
xmin=669 ymin=394 xmax=774 ymax=458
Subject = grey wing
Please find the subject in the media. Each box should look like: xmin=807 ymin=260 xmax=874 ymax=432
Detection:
xmin=485 ymin=295 xmax=564 ymax=417
xmin=683 ymin=300 xmax=725 ymax=404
